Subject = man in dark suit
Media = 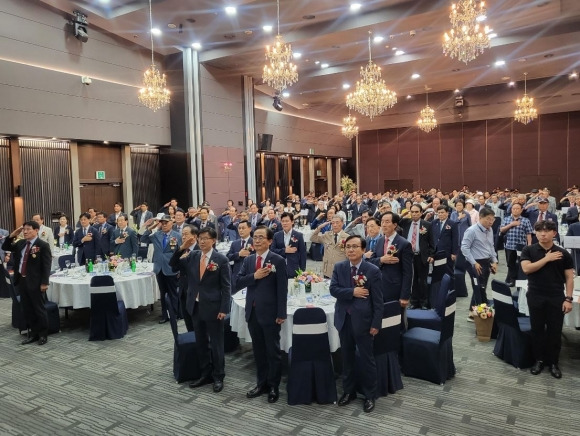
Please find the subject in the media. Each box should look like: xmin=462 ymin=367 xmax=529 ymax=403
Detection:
xmin=368 ymin=212 xmax=414 ymax=306
xmin=130 ymin=202 xmax=154 ymax=230
xmin=111 ymin=214 xmax=138 ymax=259
xmin=330 ymin=235 xmax=383 ymax=413
xmin=526 ymin=199 xmax=559 ymax=244
xmin=430 ymin=205 xmax=459 ymax=283
xmin=348 ymin=195 xmax=369 ymax=221
xmin=564 ymin=194 xmax=580 ymax=224
xmin=2 ymin=221 xmax=52 ymax=345
xmin=94 ymin=212 xmax=114 ymax=257
xmin=173 ymin=227 xmax=231 ymax=393
xmin=72 ymin=212 xmax=99 ymax=266
xmin=400 ymin=204 xmax=435 ymax=309
xmin=226 ymin=220 xmax=253 ymax=293
xmin=236 ymin=226 xmax=287 ymax=404
xmin=192 ymin=207 xmax=216 ymax=231
xmin=270 ymin=212 xmax=306 ymax=278
xmin=248 ymin=203 xmax=263 ymax=230
xmin=262 ymin=209 xmax=282 ymax=234
xmin=106 ymin=202 xmax=124 ymax=227
xmin=142 ymin=215 xmax=182 ymax=324
xmin=566 ymin=221 xmax=580 ymax=274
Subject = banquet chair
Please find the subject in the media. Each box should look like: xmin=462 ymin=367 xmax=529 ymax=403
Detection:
xmin=429 ymin=251 xmax=448 ymax=287
xmin=491 ymin=280 xmax=533 ymax=369
xmin=453 ymin=252 xmax=469 ymax=298
xmin=165 ymin=295 xmax=201 ymax=383
xmin=58 ymin=255 xmax=76 ymax=271
xmin=407 ymin=274 xmax=451 ymax=331
xmin=287 ymin=307 xmax=337 ymax=405
xmin=88 ymin=275 xmax=128 ymax=341
xmin=372 ymin=301 xmax=404 ymax=396
xmin=402 ymin=290 xmax=457 ymax=385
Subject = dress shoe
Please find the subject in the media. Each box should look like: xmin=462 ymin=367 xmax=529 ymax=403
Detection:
xmin=549 ymin=364 xmax=562 ymax=379
xmin=246 ymin=385 xmax=269 ymax=398
xmin=189 ymin=376 xmax=212 ymax=389
xmin=408 ymin=304 xmax=418 ymax=310
xmin=38 ymin=336 xmax=48 ymax=346
xmin=530 ymin=360 xmax=544 ymax=375
xmin=267 ymin=387 xmax=279 ymax=403
xmin=21 ymin=335 xmax=39 ymax=345
xmin=213 ymin=380 xmax=224 ymax=393
xmin=338 ymin=392 xmax=357 ymax=406
xmin=158 ymin=319 xmax=168 ymax=324
xmin=421 ymin=305 xmax=430 ymax=310
xmin=363 ymin=399 xmax=375 ymax=413
xmin=466 ymin=314 xmax=474 ymax=323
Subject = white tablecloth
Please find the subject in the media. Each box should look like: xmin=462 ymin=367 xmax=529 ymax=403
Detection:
xmin=48 ymin=264 xmax=160 ymax=309
xmin=216 ymin=242 xmax=232 ymax=255
xmin=51 ymin=247 xmax=74 ymax=271
xmin=230 ymin=290 xmax=339 ymax=353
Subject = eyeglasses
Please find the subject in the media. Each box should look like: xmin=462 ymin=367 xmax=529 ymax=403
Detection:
xmin=345 ymin=245 xmax=361 ymax=250
xmin=253 ymin=235 xmax=268 ymax=240
xmin=198 ymin=237 xmax=214 ymax=242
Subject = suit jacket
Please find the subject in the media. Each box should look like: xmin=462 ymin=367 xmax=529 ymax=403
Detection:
xmin=527 ymin=210 xmax=558 ymax=227
xmin=431 ymin=219 xmax=459 ymax=257
xmin=173 ymin=249 xmax=231 ymax=320
xmin=565 ymin=206 xmax=579 ymax=224
xmin=263 ymin=219 xmax=282 ymax=233
xmin=37 ymin=225 xmax=54 ymax=254
xmin=111 ymin=227 xmax=139 ymax=259
xmin=218 ymin=215 xmax=239 ymax=241
xmin=368 ymin=233 xmax=413 ymax=301
xmin=130 ymin=209 xmax=154 ymax=229
xmin=226 ymin=237 xmax=253 ymax=291
xmin=143 ymin=229 xmax=182 ymax=275
xmin=270 ymin=230 xmax=307 ymax=278
xmin=348 ymin=203 xmax=369 ymax=221
xmin=191 ymin=219 xmax=216 ymax=231
xmin=329 ymin=259 xmax=383 ymax=334
xmin=72 ymin=225 xmax=100 ymax=265
xmin=248 ymin=213 xmax=263 ymax=230
xmin=95 ymin=223 xmax=114 ymax=256
xmin=236 ymin=251 xmax=288 ymax=325
xmin=107 ymin=212 xmax=124 ymax=227
xmin=53 ymin=225 xmax=74 ymax=247
xmin=310 ymin=229 xmax=349 ymax=277
xmin=2 ymin=236 xmax=51 ymax=290
xmin=567 ymin=222 xmax=580 ymax=272
xmin=399 ymin=218 xmax=435 ymax=264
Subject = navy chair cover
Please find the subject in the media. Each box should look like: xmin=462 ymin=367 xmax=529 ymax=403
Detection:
xmin=287 ymin=307 xmax=337 ymax=405
xmin=402 ymin=290 xmax=457 ymax=385
xmin=223 ymin=312 xmax=240 ymax=353
xmin=453 ymin=252 xmax=469 ymax=297
xmin=58 ymin=255 xmax=76 ymax=270
xmin=373 ymin=301 xmax=404 ymax=396
xmin=165 ymin=295 xmax=201 ymax=383
xmin=491 ymin=280 xmax=533 ymax=368
xmin=89 ymin=275 xmax=128 ymax=341
xmin=408 ymin=274 xmax=451 ymax=331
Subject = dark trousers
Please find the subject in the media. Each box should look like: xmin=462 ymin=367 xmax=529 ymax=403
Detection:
xmin=527 ymin=293 xmax=565 ymax=365
xmin=192 ymin=304 xmax=225 ymax=381
xmin=469 ymin=258 xmax=492 ymax=306
xmin=504 ymin=249 xmax=519 ymax=284
xmin=156 ymin=272 xmax=178 ymax=321
xmin=410 ymin=255 xmax=429 ymax=307
xmin=247 ymin=309 xmax=282 ymax=388
xmin=178 ymin=277 xmax=194 ymax=332
xmin=19 ymin=284 xmax=48 ymax=337
xmin=339 ymin=313 xmax=376 ymax=400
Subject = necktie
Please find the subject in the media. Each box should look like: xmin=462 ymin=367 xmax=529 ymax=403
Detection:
xmin=384 ymin=237 xmax=390 ymax=254
xmin=200 ymin=253 xmax=207 ymax=278
xmin=21 ymin=241 xmax=31 ymax=276
xmin=334 ymin=234 xmax=338 ymax=244
xmin=162 ymin=233 xmax=168 ymax=249
xmin=539 ymin=212 xmax=544 ymax=222
xmin=83 ymin=227 xmax=87 ymax=236
xmin=411 ymin=222 xmax=418 ymax=252
xmin=256 ymin=255 xmax=262 ymax=270
xmin=369 ymin=239 xmax=376 ymax=252
xmin=351 ymin=265 xmax=357 ymax=286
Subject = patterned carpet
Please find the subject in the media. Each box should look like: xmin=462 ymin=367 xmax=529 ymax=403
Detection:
xmin=1 ymin=256 xmax=579 ymax=436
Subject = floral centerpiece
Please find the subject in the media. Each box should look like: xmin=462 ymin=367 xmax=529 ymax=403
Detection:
xmin=295 ymin=269 xmax=324 ymax=292
xmin=471 ymin=303 xmax=494 ymax=319
xmin=108 ymin=255 xmax=122 ymax=272
xmin=471 ymin=303 xmax=495 ymax=342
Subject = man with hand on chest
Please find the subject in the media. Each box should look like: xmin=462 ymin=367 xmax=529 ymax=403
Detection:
xmin=270 ymin=212 xmax=306 ymax=278
xmin=226 ymin=220 xmax=253 ymax=293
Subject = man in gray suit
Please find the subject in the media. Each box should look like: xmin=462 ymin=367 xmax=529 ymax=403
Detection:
xmin=111 ymin=214 xmax=138 ymax=259
xmin=130 ymin=202 xmax=154 ymax=230
xmin=142 ymin=215 xmax=181 ymax=324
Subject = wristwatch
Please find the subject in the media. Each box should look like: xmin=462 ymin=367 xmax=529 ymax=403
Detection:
xmin=564 ymin=296 xmax=573 ymax=303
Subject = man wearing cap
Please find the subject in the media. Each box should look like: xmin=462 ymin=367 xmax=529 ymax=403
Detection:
xmin=525 ymin=198 xmax=559 ymax=244
xmin=143 ymin=215 xmax=182 ymax=324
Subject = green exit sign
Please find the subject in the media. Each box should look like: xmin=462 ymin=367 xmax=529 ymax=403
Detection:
xmin=96 ymin=171 xmax=106 ymax=180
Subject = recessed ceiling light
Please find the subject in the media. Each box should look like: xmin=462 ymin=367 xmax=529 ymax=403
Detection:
xmin=263 ymin=25 xmax=273 ymax=32
xmin=52 ymin=137 xmax=57 ymax=140
xmin=392 ymin=47 xmax=397 ymax=51
xmin=103 ymin=140 xmax=109 ymax=144
xmin=476 ymin=14 xmax=487 ymax=22
xmin=342 ymin=83 xmax=350 ymax=89
xmin=350 ymin=3 xmax=362 ymax=12
xmin=570 ymin=71 xmax=579 ymax=79
xmin=411 ymin=73 xmax=420 ymax=79
xmin=225 ymin=6 xmax=237 ymax=15
xmin=151 ymin=28 xmax=162 ymax=36
xmin=373 ymin=36 xmax=384 ymax=43
xmin=406 ymin=95 xmax=412 ymax=100
xmin=321 ymin=63 xmax=329 ymax=69
xmin=282 ymin=92 xmax=290 ymax=98
xmin=244 ymin=30 xmax=253 ymax=35
xmin=395 ymin=50 xmax=405 ymax=56
xmin=508 ymin=81 xmax=515 ymax=87
xmin=314 ymin=60 xmax=320 ymax=65
xmin=191 ymin=42 xmax=202 ymax=50
xmin=454 ymin=88 xmax=460 ymax=93
xmin=302 ymin=103 xmax=309 ymax=107
xmin=293 ymin=52 xmax=302 ymax=59
xmin=502 ymin=76 xmax=510 ymax=80
xmin=494 ymin=60 xmax=505 ymax=66
xmin=99 ymin=0 xmax=111 ymax=4
xmin=167 ymin=23 xmax=177 ymax=29
xmin=488 ymin=33 xmax=497 ymax=39
xmin=145 ymin=144 xmax=149 ymax=146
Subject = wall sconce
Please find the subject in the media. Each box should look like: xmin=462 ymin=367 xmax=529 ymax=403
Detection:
xmin=223 ymin=162 xmax=233 ymax=172
xmin=15 ymin=184 xmax=21 ymax=197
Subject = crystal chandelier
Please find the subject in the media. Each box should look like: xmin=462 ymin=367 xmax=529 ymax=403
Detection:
xmin=346 ymin=31 xmax=397 ymax=121
xmin=417 ymin=87 xmax=438 ymax=133
xmin=262 ymin=0 xmax=298 ymax=93
xmin=514 ymin=72 xmax=537 ymax=125
xmin=341 ymin=111 xmax=359 ymax=140
xmin=138 ymin=0 xmax=170 ymax=111
xmin=442 ymin=0 xmax=491 ymax=64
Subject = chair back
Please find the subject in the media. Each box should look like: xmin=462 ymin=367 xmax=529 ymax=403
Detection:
xmin=89 ymin=275 xmax=118 ymax=315
xmin=515 ymin=243 xmax=527 ymax=280
xmin=432 ymin=274 xmax=451 ymax=318
xmin=292 ymin=307 xmax=330 ymax=362
xmin=431 ymin=250 xmax=448 ymax=284
xmin=58 ymin=254 xmax=76 ymax=270
xmin=374 ymin=301 xmax=401 ymax=354
xmin=164 ymin=294 xmax=179 ymax=343
xmin=491 ymin=279 xmax=519 ymax=329
xmin=440 ymin=290 xmax=456 ymax=343
xmin=1 ymin=264 xmax=18 ymax=304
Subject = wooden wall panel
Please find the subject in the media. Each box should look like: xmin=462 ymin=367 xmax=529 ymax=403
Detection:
xmin=462 ymin=121 xmax=487 ymax=190
xmin=377 ymin=129 xmax=399 ymax=191
xmin=358 ymin=131 xmax=380 ymax=192
xmin=418 ymin=129 xmax=441 ymax=190
xmin=397 ymin=127 xmax=419 ymax=191
xmin=512 ymin=120 xmax=540 ymax=190
xmin=486 ymin=118 xmax=513 ymax=190
xmin=78 ymin=144 xmax=122 ymax=182
xmin=439 ymin=123 xmax=463 ymax=191
xmin=539 ymin=113 xmax=568 ymax=191
xmin=567 ymin=112 xmax=580 ymax=190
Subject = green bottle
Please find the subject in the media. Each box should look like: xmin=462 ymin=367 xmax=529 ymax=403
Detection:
xmin=88 ymin=259 xmax=93 ymax=273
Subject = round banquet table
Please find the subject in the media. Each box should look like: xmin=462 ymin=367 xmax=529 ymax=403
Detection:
xmin=47 ymin=264 xmax=160 ymax=309
xmin=229 ymin=290 xmax=339 ymax=353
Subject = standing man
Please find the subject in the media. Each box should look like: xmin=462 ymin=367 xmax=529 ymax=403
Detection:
xmin=2 ymin=221 xmax=52 ymax=345
xmin=521 ymin=220 xmax=574 ymax=379
xmin=430 ymin=205 xmax=460 ymax=285
xmin=236 ymin=226 xmax=287 ymax=403
xmin=31 ymin=214 xmax=55 ymax=253
xmin=345 ymin=210 xmax=370 ymax=238
xmin=142 ymin=215 xmax=182 ymax=324
xmin=461 ymin=207 xmax=498 ymax=313
xmin=173 ymin=227 xmax=231 ymax=392
xmin=173 ymin=210 xmax=187 ymax=234
xmin=262 ymin=209 xmax=282 ymax=234
xmin=94 ymin=212 xmax=113 ymax=258
xmin=218 ymin=206 xmax=239 ymax=242
xmin=363 ymin=217 xmax=382 ymax=259
xmin=130 ymin=202 xmax=153 ymax=230
xmin=193 ymin=207 xmax=215 ymax=231
xmin=499 ymin=202 xmax=533 ymax=286
xmin=248 ymin=203 xmax=263 ymax=230
xmin=111 ymin=214 xmax=138 ymax=259
xmin=330 ymin=235 xmax=383 ymax=413
xmin=526 ymin=198 xmax=558 ymax=244
xmin=226 ymin=220 xmax=253 ymax=292
xmin=271 ymin=212 xmax=306 ymax=278
xmin=107 ymin=202 xmax=124 ymax=227
xmin=400 ymin=204 xmax=435 ymax=309
xmin=310 ymin=215 xmax=349 ymax=278
xmin=72 ymin=213 xmax=99 ymax=266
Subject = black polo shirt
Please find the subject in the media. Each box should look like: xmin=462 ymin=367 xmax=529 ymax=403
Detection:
xmin=520 ymin=243 xmax=573 ymax=297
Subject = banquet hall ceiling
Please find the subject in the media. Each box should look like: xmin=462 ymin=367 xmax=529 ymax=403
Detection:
xmin=40 ymin=0 xmax=580 ymax=129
